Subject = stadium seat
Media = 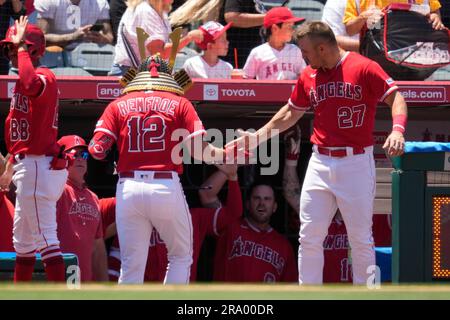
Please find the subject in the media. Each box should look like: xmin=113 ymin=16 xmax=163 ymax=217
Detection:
xmin=287 ymin=0 xmax=325 ymax=21
xmin=40 ymin=50 xmax=66 ymax=69
xmin=173 ymin=46 xmax=200 ymax=72
xmin=260 ymin=0 xmax=289 ymax=10
xmin=67 ymin=43 xmax=116 ymax=76
xmin=431 ymin=64 xmax=450 ymax=80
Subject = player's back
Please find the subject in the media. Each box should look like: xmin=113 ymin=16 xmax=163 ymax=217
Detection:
xmin=5 ymin=67 xmax=59 ymax=156
xmin=103 ymin=90 xmax=203 ymax=174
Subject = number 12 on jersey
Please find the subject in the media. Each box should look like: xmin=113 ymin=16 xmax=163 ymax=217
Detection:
xmin=127 ymin=115 xmax=167 ymax=152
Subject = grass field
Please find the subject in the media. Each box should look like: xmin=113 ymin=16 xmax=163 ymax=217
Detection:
xmin=0 ymin=283 xmax=449 ymax=300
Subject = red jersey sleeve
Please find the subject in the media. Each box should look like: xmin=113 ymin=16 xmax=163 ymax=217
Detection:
xmin=178 ymin=98 xmax=206 ymax=142
xmin=93 ymin=102 xmax=120 ymax=141
xmin=214 ymin=180 xmax=243 ymax=236
xmin=281 ymin=241 xmax=298 ymax=282
xmin=365 ymin=60 xmax=398 ymax=102
xmin=288 ymin=73 xmax=310 ymax=112
xmin=99 ymin=197 xmax=116 ymax=236
xmin=17 ymin=51 xmax=44 ymax=97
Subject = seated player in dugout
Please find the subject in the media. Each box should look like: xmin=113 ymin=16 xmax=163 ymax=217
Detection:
xmin=282 ymin=126 xmax=392 ymax=283
xmin=99 ymin=164 xmax=242 ymax=282
xmin=55 ymin=135 xmax=108 ymax=282
xmin=343 ymin=0 xmax=445 ymax=37
xmin=203 ymin=176 xmax=298 ymax=283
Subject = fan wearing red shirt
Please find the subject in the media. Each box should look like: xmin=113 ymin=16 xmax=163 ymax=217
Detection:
xmin=100 ymin=164 xmax=243 ymax=282
xmin=56 ymin=135 xmax=108 ymax=282
xmin=0 ymin=16 xmax=68 ymax=282
xmin=226 ymin=21 xmax=407 ymax=285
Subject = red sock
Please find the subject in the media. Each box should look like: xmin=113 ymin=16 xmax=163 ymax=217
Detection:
xmin=14 ymin=253 xmax=36 ymax=282
xmin=41 ymin=245 xmax=65 ymax=282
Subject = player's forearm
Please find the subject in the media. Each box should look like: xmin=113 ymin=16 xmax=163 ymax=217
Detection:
xmin=257 ymin=104 xmax=304 ymax=145
xmin=225 ymin=179 xmax=243 ymax=218
xmin=224 ymin=12 xmax=265 ymax=28
xmin=17 ymin=49 xmax=43 ymax=96
xmin=282 ymin=161 xmax=301 ymax=214
xmin=199 ymin=170 xmax=228 ymax=207
xmin=92 ymin=239 xmax=109 ymax=281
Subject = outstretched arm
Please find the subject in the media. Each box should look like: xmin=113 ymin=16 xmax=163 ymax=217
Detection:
xmin=282 ymin=126 xmax=301 ymax=214
xmin=382 ymin=91 xmax=408 ymax=157
xmin=199 ymin=164 xmax=238 ymax=208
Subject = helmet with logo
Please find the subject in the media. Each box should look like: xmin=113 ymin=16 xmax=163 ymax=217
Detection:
xmin=122 ymin=54 xmax=186 ymax=95
xmin=0 ymin=23 xmax=46 ymax=61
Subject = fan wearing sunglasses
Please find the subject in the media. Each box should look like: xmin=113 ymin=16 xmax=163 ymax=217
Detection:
xmin=54 ymin=135 xmax=108 ymax=282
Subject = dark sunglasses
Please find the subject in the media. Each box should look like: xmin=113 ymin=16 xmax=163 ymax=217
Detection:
xmin=72 ymin=150 xmax=89 ymax=160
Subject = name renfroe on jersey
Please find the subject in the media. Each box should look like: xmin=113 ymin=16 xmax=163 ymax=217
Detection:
xmin=116 ymin=96 xmax=179 ymax=117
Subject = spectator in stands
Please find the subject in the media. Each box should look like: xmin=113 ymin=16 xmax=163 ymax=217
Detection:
xmin=321 ymin=0 xmax=359 ymax=52
xmin=210 ymin=179 xmax=298 ymax=283
xmin=110 ymin=0 xmax=203 ymax=76
xmin=56 ymin=135 xmax=108 ymax=282
xmin=101 ymin=164 xmax=242 ymax=282
xmin=220 ymin=0 xmax=267 ymax=69
xmin=0 ymin=0 xmax=26 ymax=74
xmin=183 ymin=21 xmax=233 ymax=79
xmin=34 ymin=0 xmax=114 ymax=51
xmin=109 ymin=0 xmax=127 ymax=44
xmin=243 ymin=6 xmax=306 ymax=80
xmin=344 ymin=0 xmax=445 ymax=37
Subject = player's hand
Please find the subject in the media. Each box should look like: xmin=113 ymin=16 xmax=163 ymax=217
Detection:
xmin=0 ymin=168 xmax=14 ymax=192
xmin=284 ymin=125 xmax=301 ymax=161
xmin=224 ymin=129 xmax=258 ymax=164
xmin=11 ymin=16 xmax=28 ymax=46
xmin=429 ymin=13 xmax=446 ymax=30
xmin=383 ymin=131 xmax=405 ymax=157
xmin=215 ymin=163 xmax=238 ymax=180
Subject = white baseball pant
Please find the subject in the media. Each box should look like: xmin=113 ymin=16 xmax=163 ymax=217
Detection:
xmin=298 ymin=146 xmax=376 ymax=285
xmin=12 ymin=155 xmax=68 ymax=254
xmin=116 ymin=171 xmax=193 ymax=284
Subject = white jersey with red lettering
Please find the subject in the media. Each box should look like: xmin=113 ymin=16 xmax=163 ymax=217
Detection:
xmin=243 ymin=43 xmax=306 ymax=80
xmin=94 ymin=90 xmax=205 ymax=174
xmin=288 ymin=52 xmax=398 ymax=285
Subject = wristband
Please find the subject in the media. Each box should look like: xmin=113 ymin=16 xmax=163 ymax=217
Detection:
xmin=392 ymin=114 xmax=407 ymax=133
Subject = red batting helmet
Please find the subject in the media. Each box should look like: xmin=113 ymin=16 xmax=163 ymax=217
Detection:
xmin=57 ymin=135 xmax=88 ymax=153
xmin=0 ymin=23 xmax=46 ymax=61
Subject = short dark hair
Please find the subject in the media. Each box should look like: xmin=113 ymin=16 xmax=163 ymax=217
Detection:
xmin=247 ymin=180 xmax=275 ymax=200
xmin=262 ymin=22 xmax=283 ymax=41
xmin=293 ymin=21 xmax=338 ymax=46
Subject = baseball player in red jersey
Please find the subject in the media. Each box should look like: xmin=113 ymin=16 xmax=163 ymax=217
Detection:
xmin=0 ymin=16 xmax=69 ymax=282
xmin=100 ymin=165 xmax=243 ymax=282
xmin=56 ymin=135 xmax=108 ymax=282
xmin=212 ymin=182 xmax=298 ymax=283
xmin=227 ymin=21 xmax=407 ymax=285
xmin=89 ymin=54 xmax=228 ymax=284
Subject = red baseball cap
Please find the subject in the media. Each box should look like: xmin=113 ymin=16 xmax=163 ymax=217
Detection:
xmin=0 ymin=23 xmax=46 ymax=60
xmin=263 ymin=7 xmax=305 ymax=29
xmin=196 ymin=21 xmax=232 ymax=50
xmin=57 ymin=135 xmax=88 ymax=153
